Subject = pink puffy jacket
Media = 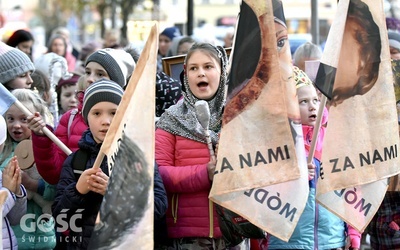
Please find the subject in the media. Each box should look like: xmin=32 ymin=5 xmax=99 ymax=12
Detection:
xmin=32 ymin=109 xmax=88 ymax=185
xmin=155 ymin=128 xmax=222 ymax=239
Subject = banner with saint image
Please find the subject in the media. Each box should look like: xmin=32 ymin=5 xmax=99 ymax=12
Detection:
xmin=209 ymin=0 xmax=309 ymax=241
xmin=314 ymin=0 xmax=399 ymax=231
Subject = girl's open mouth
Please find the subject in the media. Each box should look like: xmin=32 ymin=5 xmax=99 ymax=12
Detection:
xmin=197 ymin=82 xmax=208 ymax=88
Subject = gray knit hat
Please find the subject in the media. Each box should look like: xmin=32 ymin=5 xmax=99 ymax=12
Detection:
xmin=0 ymin=42 xmax=35 ymax=84
xmin=82 ymin=79 xmax=124 ymax=124
xmin=85 ymin=48 xmax=135 ymax=88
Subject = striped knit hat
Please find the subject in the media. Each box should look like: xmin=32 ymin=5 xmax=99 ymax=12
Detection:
xmin=0 ymin=42 xmax=35 ymax=84
xmin=85 ymin=48 xmax=135 ymax=88
xmin=82 ymin=79 xmax=124 ymax=124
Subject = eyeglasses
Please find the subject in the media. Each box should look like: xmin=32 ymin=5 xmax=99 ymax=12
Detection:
xmin=75 ymin=90 xmax=84 ymax=100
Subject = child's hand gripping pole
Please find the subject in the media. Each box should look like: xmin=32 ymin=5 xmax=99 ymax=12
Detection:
xmin=14 ymin=100 xmax=72 ymax=155
xmin=0 ymin=83 xmax=72 ymax=156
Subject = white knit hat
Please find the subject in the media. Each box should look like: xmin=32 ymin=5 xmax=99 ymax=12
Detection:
xmin=0 ymin=42 xmax=35 ymax=84
xmin=85 ymin=48 xmax=136 ymax=87
xmin=34 ymin=52 xmax=69 ymax=84
xmin=0 ymin=115 xmax=6 ymax=145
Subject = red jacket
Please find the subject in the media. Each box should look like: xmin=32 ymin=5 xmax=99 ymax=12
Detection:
xmin=155 ymin=128 xmax=222 ymax=239
xmin=32 ymin=109 xmax=88 ymax=185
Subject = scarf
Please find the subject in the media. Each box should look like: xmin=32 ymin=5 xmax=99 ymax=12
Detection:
xmin=157 ymin=45 xmax=228 ymax=146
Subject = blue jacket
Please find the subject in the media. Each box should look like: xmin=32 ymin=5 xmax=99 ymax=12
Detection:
xmin=52 ymin=129 xmax=168 ymax=249
xmin=267 ymin=158 xmax=346 ymax=250
xmin=52 ymin=130 xmax=108 ymax=249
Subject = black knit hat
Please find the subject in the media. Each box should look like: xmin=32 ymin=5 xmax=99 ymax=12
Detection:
xmin=85 ymin=48 xmax=135 ymax=88
xmin=82 ymin=79 xmax=124 ymax=124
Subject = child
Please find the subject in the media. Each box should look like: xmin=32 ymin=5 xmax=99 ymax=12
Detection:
xmin=158 ymin=26 xmax=181 ymax=72
xmin=30 ymin=70 xmax=52 ymax=108
xmin=56 ymin=73 xmax=79 ymax=116
xmin=266 ymin=67 xmax=361 ymax=250
xmin=0 ymin=89 xmax=56 ymax=249
xmin=293 ymin=42 xmax=322 ymax=72
xmin=51 ymin=79 xmax=123 ymax=249
xmin=27 ymin=47 xmax=137 ymax=185
xmin=47 ymin=34 xmax=76 ymax=72
xmin=177 ymin=36 xmax=196 ymax=55
xmin=30 ymin=70 xmax=56 ymax=128
xmin=0 ymin=115 xmax=27 ymax=250
xmin=6 ymin=29 xmax=35 ymax=60
xmin=0 ymin=42 xmax=35 ymax=91
xmin=155 ymin=43 xmax=246 ymax=249
xmin=74 ymin=41 xmax=101 ymax=75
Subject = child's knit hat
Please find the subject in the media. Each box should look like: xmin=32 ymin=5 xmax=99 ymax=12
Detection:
xmin=85 ymin=48 xmax=135 ymax=88
xmin=57 ymin=73 xmax=80 ymax=92
xmin=0 ymin=42 xmax=35 ymax=84
xmin=82 ymin=79 xmax=124 ymax=124
xmin=293 ymin=66 xmax=313 ymax=89
xmin=0 ymin=115 xmax=6 ymax=145
xmin=34 ymin=52 xmax=69 ymax=85
xmin=160 ymin=27 xmax=181 ymax=41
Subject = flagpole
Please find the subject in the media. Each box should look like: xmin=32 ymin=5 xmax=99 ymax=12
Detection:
xmin=92 ymin=152 xmax=105 ymax=169
xmin=13 ymin=100 xmax=72 ymax=156
xmin=307 ymin=95 xmax=327 ymax=164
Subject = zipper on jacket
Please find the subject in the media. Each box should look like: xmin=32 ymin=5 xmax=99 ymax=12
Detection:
xmin=172 ymin=194 xmax=178 ymax=223
xmin=209 ymin=200 xmax=214 ymax=238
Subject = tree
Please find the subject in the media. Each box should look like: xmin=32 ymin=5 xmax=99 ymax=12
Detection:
xmin=97 ymin=0 xmax=109 ymax=39
xmin=88 ymin=0 xmax=142 ymax=43
xmin=36 ymin=0 xmax=144 ymax=45
xmin=36 ymin=0 xmax=91 ymax=44
xmin=119 ymin=0 xmax=143 ymax=44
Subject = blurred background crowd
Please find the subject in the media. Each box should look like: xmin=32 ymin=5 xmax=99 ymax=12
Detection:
xmin=0 ymin=0 xmax=397 ymax=62
xmin=0 ymin=0 xmax=354 ymax=58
